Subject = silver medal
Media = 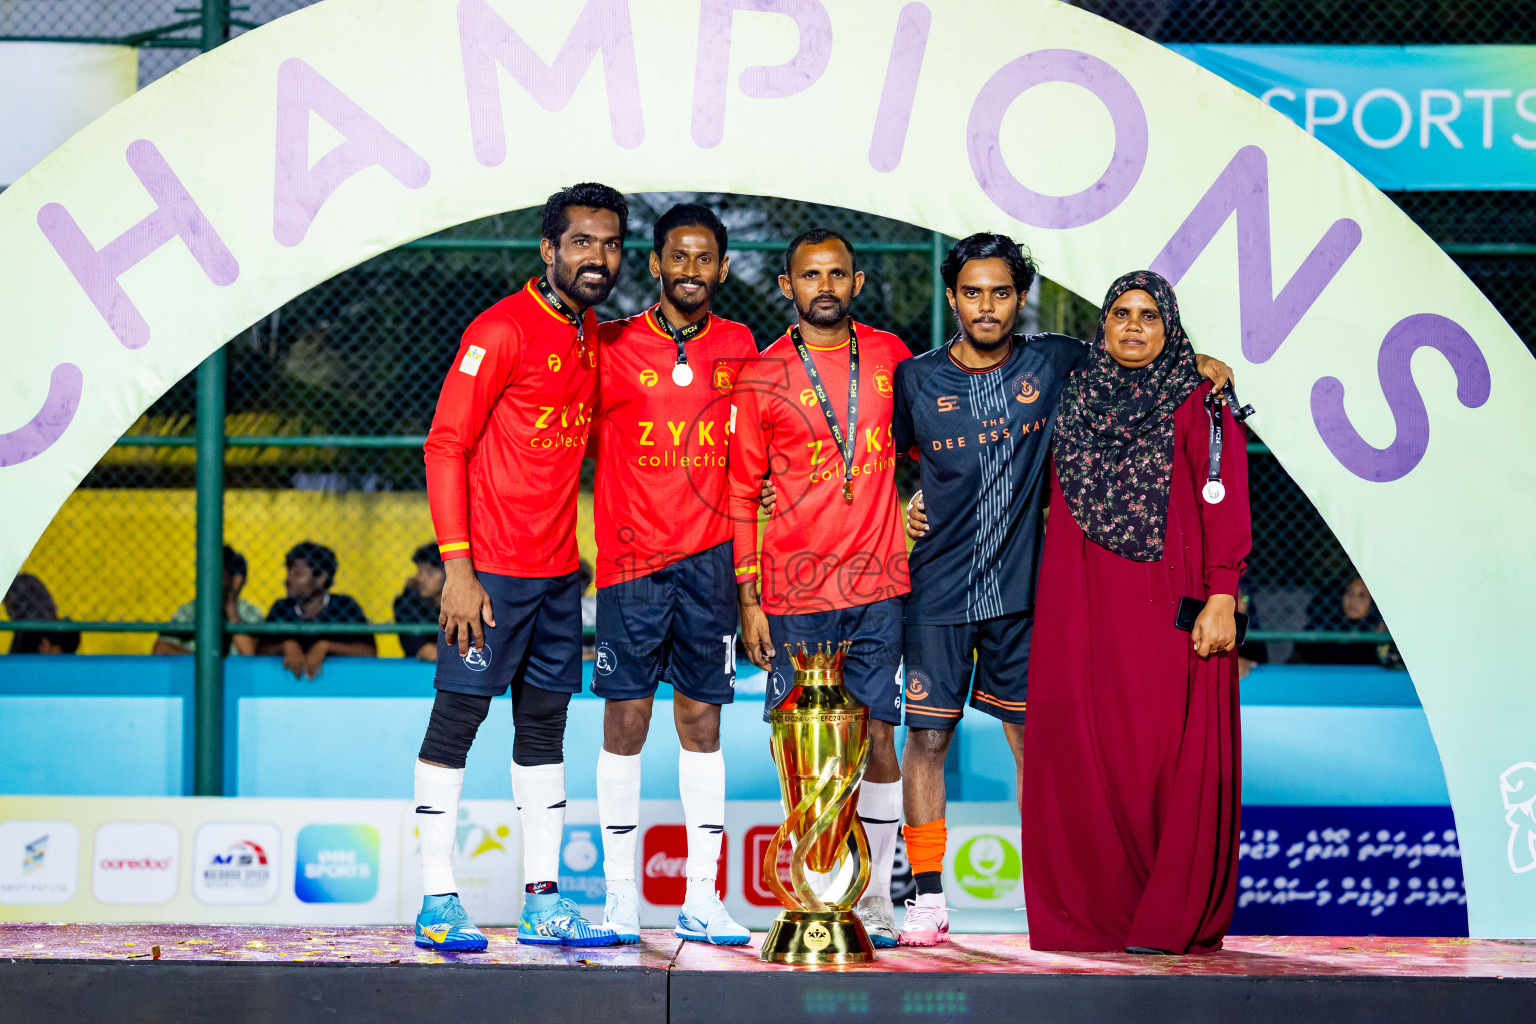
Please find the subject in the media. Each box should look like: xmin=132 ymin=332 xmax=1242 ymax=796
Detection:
xmin=1203 ymin=479 xmax=1226 ymax=504
xmin=672 ymin=362 xmax=694 ymax=386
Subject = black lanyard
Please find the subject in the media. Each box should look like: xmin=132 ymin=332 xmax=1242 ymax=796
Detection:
xmin=1203 ymin=389 xmax=1225 ymax=504
xmin=790 ymin=323 xmax=859 ymax=503
xmin=535 ymin=276 xmax=585 ymax=344
xmin=651 ymin=306 xmax=708 ymax=367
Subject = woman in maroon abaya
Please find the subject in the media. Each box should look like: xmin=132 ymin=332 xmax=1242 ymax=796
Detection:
xmin=1021 ymin=271 xmax=1250 ymax=954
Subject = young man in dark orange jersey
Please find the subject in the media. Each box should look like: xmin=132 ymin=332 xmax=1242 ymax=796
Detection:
xmin=412 ymin=183 xmax=625 ymax=951
xmin=588 ymin=203 xmax=756 ymax=945
xmin=728 ymin=229 xmax=910 ymax=947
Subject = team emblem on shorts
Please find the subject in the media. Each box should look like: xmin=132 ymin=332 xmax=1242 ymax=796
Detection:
xmin=905 ymin=670 xmax=932 ymax=702
xmin=463 ymin=642 xmax=493 ymax=673
xmin=595 ymin=643 xmax=618 ymax=676
xmin=1012 ymin=372 xmax=1042 ymax=404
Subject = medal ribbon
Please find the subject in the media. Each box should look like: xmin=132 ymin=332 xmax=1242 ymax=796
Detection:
xmin=651 ymin=305 xmax=708 ymax=368
xmin=1205 ymin=389 xmax=1224 ymax=488
xmin=790 ymin=323 xmax=859 ymax=501
xmin=535 ymin=276 xmax=585 ymax=343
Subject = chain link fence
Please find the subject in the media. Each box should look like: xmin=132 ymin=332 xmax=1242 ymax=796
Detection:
xmin=6 ymin=0 xmax=1527 ymax=661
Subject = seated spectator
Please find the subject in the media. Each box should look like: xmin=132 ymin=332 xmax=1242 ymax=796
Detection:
xmin=153 ymin=544 xmax=263 ymax=656
xmin=394 ymin=543 xmax=444 ymax=662
xmin=259 ymin=541 xmax=375 ymax=678
xmin=4 ymin=573 xmax=79 ymax=654
xmin=1294 ymin=575 xmax=1398 ymax=667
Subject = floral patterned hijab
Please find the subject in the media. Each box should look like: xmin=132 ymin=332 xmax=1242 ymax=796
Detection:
xmin=1053 ymin=270 xmax=1204 ymax=562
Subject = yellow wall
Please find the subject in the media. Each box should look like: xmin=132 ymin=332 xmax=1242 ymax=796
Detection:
xmin=3 ymin=489 xmax=598 ymax=656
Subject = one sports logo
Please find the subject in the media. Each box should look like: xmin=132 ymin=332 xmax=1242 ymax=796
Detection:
xmin=548 ymin=354 xmax=562 ymax=372
xmin=595 ymin=643 xmax=618 ymax=676
xmin=639 ymin=368 xmax=658 ymax=387
xmin=799 ymin=387 xmax=817 ymax=406
xmin=713 ymin=366 xmax=733 ymax=391
xmin=419 ymin=924 xmax=450 ymax=942
xmin=937 ymin=395 xmax=959 ymax=413
xmin=463 ymin=642 xmax=493 ymax=673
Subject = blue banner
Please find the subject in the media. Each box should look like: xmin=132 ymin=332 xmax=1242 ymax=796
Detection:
xmin=1232 ymin=806 xmax=1467 ymax=936
xmin=1168 ymin=46 xmax=1536 ymax=189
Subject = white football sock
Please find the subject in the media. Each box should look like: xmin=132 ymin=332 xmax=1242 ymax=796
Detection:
xmin=678 ymin=748 xmax=726 ymax=881
xmin=858 ymin=780 xmax=903 ymax=902
xmin=414 ymin=760 xmax=463 ymax=898
xmin=511 ymin=760 xmax=566 ymax=888
xmin=596 ymin=748 xmax=642 ymax=886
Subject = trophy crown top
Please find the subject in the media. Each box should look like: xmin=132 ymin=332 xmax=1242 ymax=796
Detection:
xmin=789 ymin=640 xmax=851 ymax=672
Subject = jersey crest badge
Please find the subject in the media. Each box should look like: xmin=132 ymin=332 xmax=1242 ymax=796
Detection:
xmin=1012 ymin=372 xmax=1042 ymax=404
xmin=874 ymin=370 xmax=892 ymax=395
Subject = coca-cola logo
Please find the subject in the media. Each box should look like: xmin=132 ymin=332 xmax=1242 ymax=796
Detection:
xmin=645 ymin=851 xmax=686 ymax=878
xmin=640 ymin=825 xmax=727 ymax=906
xmin=98 ymin=857 xmax=172 ymax=871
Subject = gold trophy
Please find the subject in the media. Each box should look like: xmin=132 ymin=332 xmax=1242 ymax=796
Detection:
xmin=758 ymin=641 xmax=877 ymax=965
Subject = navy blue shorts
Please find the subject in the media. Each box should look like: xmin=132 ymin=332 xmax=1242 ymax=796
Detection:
xmin=592 ymin=542 xmax=737 ymax=705
xmin=902 ymin=612 xmax=1032 ymax=729
xmin=765 ymin=597 xmax=905 ymax=725
xmin=432 ymin=569 xmax=583 ymax=698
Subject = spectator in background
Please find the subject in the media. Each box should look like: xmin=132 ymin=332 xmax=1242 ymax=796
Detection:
xmin=4 ymin=573 xmax=79 ymax=654
xmin=395 ymin=543 xmax=444 ymax=662
xmin=259 ymin=541 xmax=375 ymax=678
xmin=1294 ymin=574 xmax=1398 ymax=667
xmin=153 ymin=545 xmax=262 ymax=656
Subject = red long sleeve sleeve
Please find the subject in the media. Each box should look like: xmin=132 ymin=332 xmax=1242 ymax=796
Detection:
xmin=423 ymin=316 xmax=521 ymax=562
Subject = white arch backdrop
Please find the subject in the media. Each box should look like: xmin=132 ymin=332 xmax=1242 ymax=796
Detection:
xmin=1 ymin=0 xmax=1534 ymax=934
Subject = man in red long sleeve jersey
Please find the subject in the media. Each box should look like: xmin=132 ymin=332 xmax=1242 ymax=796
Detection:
xmin=410 ymin=183 xmax=626 ymax=951
xmin=728 ymin=228 xmax=910 ymax=947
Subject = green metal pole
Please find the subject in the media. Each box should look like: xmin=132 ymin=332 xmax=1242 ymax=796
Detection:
xmin=193 ymin=0 xmax=231 ymax=797
xmin=929 ymin=231 xmax=946 ymax=351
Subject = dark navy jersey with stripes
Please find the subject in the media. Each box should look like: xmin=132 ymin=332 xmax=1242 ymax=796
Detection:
xmin=893 ymin=334 xmax=1085 ymax=625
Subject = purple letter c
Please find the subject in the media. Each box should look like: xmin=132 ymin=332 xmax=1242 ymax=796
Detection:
xmin=967 ymin=49 xmax=1148 ymax=230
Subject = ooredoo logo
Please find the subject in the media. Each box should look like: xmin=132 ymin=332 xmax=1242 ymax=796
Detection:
xmin=92 ymin=821 xmax=180 ymax=904
xmin=295 ymin=824 xmax=379 ymax=904
xmin=194 ymin=821 xmax=281 ymax=905
xmin=641 ymin=824 xmax=726 ymax=905
xmin=0 ymin=820 xmax=79 ymax=905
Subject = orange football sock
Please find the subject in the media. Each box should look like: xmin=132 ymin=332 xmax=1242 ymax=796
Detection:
xmin=901 ymin=818 xmax=948 ymax=877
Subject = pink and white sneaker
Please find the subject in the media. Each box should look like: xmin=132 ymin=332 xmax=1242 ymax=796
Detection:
xmin=897 ymin=894 xmax=950 ymax=946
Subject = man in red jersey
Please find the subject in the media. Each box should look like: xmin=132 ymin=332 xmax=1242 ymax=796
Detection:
xmin=588 ymin=203 xmax=756 ymax=946
xmin=410 ymin=183 xmax=625 ymax=952
xmin=728 ymin=228 xmax=910 ymax=947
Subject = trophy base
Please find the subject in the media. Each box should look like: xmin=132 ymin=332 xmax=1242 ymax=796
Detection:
xmin=758 ymin=910 xmax=878 ymax=965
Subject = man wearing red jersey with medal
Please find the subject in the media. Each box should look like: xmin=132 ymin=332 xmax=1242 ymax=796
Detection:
xmin=728 ymin=228 xmax=910 ymax=947
xmin=589 ymin=203 xmax=757 ymax=945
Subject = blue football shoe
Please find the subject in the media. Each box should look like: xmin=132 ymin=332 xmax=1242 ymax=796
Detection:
xmin=517 ymin=895 xmax=621 ymax=947
xmin=414 ymin=894 xmax=488 ymax=952
xmin=676 ymin=890 xmax=750 ymax=946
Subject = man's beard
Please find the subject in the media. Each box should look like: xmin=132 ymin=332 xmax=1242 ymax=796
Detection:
xmin=963 ymin=320 xmax=1013 ymax=349
xmin=552 ymin=252 xmax=616 ymax=307
xmin=797 ymin=292 xmax=849 ymax=328
xmin=664 ymin=274 xmax=715 ymax=316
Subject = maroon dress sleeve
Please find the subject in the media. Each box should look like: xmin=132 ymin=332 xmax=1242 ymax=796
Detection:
xmin=1181 ymin=384 xmax=1252 ymax=600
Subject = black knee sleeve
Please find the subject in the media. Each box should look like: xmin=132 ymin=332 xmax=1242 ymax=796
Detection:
xmin=418 ymin=690 xmax=492 ymax=769
xmin=511 ymin=684 xmax=570 ymax=767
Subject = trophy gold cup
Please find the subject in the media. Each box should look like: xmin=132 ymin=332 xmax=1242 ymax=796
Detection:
xmin=758 ymin=641 xmax=878 ymax=965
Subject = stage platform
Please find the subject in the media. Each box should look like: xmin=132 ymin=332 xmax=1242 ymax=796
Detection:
xmin=3 ymin=925 xmax=1535 ymax=1023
